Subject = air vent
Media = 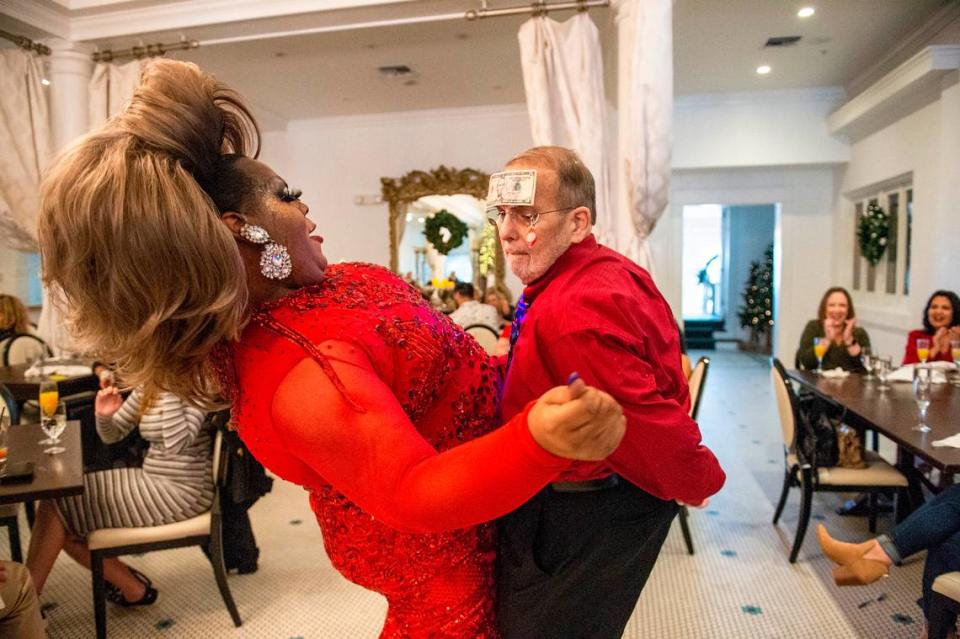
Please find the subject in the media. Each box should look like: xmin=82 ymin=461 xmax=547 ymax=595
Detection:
xmin=378 ymin=65 xmax=413 ymax=77
xmin=764 ymin=36 xmax=802 ymax=48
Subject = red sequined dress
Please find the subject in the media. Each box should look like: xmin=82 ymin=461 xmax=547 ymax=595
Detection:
xmin=224 ymin=264 xmax=569 ymax=638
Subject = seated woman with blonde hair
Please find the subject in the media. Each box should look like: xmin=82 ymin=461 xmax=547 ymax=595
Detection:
xmin=796 ymin=287 xmax=870 ymax=372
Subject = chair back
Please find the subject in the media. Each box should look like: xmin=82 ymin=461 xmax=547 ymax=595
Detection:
xmin=687 ymin=357 xmax=710 ymax=421
xmin=464 ymin=324 xmax=500 ymax=355
xmin=770 ymin=358 xmax=800 ymax=451
xmin=0 ymin=382 xmax=18 ymax=425
xmin=2 ymin=334 xmax=52 ymax=367
xmin=205 ymin=409 xmax=232 ymax=486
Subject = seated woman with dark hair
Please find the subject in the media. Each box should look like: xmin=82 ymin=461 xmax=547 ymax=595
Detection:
xmin=796 ymin=286 xmax=870 ymax=372
xmin=902 ymin=290 xmax=960 ymax=365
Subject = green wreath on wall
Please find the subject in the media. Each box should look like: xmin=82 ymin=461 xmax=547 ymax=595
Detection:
xmin=857 ymin=202 xmax=890 ymax=266
xmin=423 ymin=210 xmax=468 ymax=256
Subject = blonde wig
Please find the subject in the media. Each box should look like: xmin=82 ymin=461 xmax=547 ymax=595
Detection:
xmin=38 ymin=59 xmax=260 ymax=408
xmin=0 ymin=295 xmax=31 ymax=334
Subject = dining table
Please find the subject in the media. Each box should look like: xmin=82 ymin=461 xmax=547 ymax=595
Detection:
xmin=0 ymin=420 xmax=84 ymax=505
xmin=0 ymin=361 xmax=99 ymax=404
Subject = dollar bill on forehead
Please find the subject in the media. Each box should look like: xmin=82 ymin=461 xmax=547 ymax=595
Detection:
xmin=487 ymin=170 xmax=537 ymax=207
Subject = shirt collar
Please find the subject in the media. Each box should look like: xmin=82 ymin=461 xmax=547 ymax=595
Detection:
xmin=522 ymin=234 xmax=599 ymax=303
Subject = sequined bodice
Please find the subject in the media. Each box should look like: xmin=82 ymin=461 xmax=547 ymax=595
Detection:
xmin=230 ymin=263 xmax=501 ymax=637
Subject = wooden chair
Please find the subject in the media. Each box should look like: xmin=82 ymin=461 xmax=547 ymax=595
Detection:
xmin=1 ymin=334 xmax=52 ymax=367
xmin=87 ymin=421 xmax=241 ymax=638
xmin=677 ymin=356 xmax=710 ymax=555
xmin=770 ymin=358 xmax=908 ymax=563
xmin=930 ymin=572 xmax=960 ymax=639
xmin=464 ymin=323 xmax=500 ymax=355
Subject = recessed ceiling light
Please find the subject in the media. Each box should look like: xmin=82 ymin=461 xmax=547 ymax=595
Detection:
xmin=756 ymin=65 xmax=771 ymax=75
xmin=798 ymin=7 xmax=815 ymax=18
xmin=40 ymin=78 xmax=50 ymax=86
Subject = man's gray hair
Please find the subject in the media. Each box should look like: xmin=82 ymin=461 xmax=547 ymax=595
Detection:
xmin=507 ymin=146 xmax=596 ymax=224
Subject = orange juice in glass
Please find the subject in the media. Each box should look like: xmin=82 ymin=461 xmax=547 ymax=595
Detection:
xmin=813 ymin=337 xmax=828 ymax=374
xmin=38 ymin=380 xmax=59 ymax=444
xmin=952 ymin=339 xmax=960 ymax=386
xmin=917 ymin=338 xmax=930 ymax=364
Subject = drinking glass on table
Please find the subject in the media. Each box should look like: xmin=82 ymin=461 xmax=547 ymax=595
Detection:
xmin=38 ymin=380 xmax=59 ymax=444
xmin=951 ymin=339 xmax=960 ymax=387
xmin=913 ymin=365 xmax=932 ymax=433
xmin=861 ymin=346 xmax=875 ymax=380
xmin=813 ymin=337 xmax=828 ymax=375
xmin=875 ymin=356 xmax=892 ymax=392
xmin=0 ymin=413 xmax=9 ymax=475
xmin=917 ymin=338 xmax=931 ymax=364
xmin=41 ymin=401 xmax=67 ymax=455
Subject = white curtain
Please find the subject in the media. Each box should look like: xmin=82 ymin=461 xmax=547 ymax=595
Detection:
xmin=614 ymin=0 xmax=673 ymax=274
xmin=88 ymin=60 xmax=144 ymax=129
xmin=0 ymin=49 xmax=51 ymax=252
xmin=517 ymin=13 xmax=613 ymax=245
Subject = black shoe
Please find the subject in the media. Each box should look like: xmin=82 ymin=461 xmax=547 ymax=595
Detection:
xmin=106 ymin=568 xmax=158 ymax=607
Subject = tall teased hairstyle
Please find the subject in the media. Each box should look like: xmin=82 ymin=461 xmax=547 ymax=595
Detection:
xmin=0 ymin=295 xmax=31 ymax=334
xmin=507 ymin=146 xmax=597 ymax=224
xmin=817 ymin=286 xmax=856 ymax=321
xmin=38 ymin=59 xmax=261 ymax=409
xmin=922 ymin=290 xmax=960 ymax=334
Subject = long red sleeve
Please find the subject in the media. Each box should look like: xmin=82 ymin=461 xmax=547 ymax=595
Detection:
xmin=271 ymin=354 xmax=570 ymax=534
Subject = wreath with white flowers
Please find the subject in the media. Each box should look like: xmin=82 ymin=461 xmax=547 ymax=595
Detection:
xmin=858 ymin=202 xmax=890 ymax=266
xmin=423 ymin=210 xmax=468 ymax=256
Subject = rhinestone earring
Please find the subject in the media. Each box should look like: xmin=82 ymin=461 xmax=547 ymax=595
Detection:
xmin=239 ymin=224 xmax=293 ymax=280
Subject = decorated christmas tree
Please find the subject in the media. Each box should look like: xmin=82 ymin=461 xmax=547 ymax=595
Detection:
xmin=737 ymin=242 xmax=774 ymax=351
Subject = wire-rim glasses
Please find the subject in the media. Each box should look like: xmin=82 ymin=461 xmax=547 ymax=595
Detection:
xmin=486 ymin=205 xmax=576 ymax=228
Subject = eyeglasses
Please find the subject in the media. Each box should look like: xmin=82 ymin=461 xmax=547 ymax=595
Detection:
xmin=486 ymin=206 xmax=575 ymax=227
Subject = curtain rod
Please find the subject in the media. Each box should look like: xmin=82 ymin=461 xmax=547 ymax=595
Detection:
xmin=93 ymin=36 xmax=198 ymax=63
xmin=0 ymin=29 xmax=51 ymax=56
xmin=465 ymin=0 xmax=610 ymax=21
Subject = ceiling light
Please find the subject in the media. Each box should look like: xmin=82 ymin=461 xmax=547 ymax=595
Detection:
xmin=40 ymin=78 xmax=50 ymax=86
xmin=756 ymin=65 xmax=771 ymax=75
xmin=797 ymin=7 xmax=815 ymax=18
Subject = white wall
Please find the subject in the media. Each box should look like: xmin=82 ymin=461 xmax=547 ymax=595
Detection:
xmin=832 ymin=73 xmax=960 ymax=359
xmin=274 ymin=104 xmax=532 ymax=296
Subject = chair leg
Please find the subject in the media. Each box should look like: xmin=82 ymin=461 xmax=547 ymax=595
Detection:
xmin=5 ymin=518 xmax=22 ymax=563
xmin=790 ymin=468 xmax=813 ymax=563
xmin=928 ymin=591 xmax=960 ymax=639
xmin=91 ymin=550 xmax=108 ymax=639
xmin=208 ymin=531 xmax=242 ymax=627
xmin=773 ymin=469 xmax=792 ymax=525
xmin=868 ymin=493 xmax=878 ymax=533
xmin=678 ymin=505 xmax=694 ymax=555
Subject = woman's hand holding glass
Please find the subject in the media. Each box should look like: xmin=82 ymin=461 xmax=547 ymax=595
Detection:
xmin=527 ymin=378 xmax=626 ymax=461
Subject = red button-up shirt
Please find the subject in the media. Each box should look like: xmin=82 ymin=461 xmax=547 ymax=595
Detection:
xmin=499 ymin=235 xmax=726 ymax=504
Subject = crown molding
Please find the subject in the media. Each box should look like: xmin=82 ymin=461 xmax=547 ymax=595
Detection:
xmin=68 ymin=0 xmax=416 ymax=41
xmin=676 ymin=87 xmax=846 ymax=110
xmin=3 ymin=0 xmax=71 ymax=39
xmin=828 ymin=45 xmax=960 ymax=142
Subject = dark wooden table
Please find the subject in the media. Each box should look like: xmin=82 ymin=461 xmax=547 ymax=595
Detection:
xmin=0 ymin=362 xmax=99 ymax=403
xmin=0 ymin=420 xmax=84 ymax=505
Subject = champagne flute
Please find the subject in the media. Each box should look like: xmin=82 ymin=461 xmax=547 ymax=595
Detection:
xmin=861 ymin=346 xmax=875 ymax=380
xmin=913 ymin=365 xmax=932 ymax=433
xmin=917 ymin=338 xmax=931 ymax=364
xmin=42 ymin=401 xmax=67 ymax=455
xmin=951 ymin=339 xmax=960 ymax=387
xmin=38 ymin=380 xmax=59 ymax=445
xmin=813 ymin=337 xmax=828 ymax=375
xmin=876 ymin=356 xmax=892 ymax=392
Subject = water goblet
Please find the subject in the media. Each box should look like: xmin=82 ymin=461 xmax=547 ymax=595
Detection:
xmin=913 ymin=365 xmax=932 ymax=433
xmin=861 ymin=346 xmax=875 ymax=380
xmin=42 ymin=402 xmax=67 ymax=455
xmin=951 ymin=339 xmax=960 ymax=387
xmin=875 ymin=356 xmax=892 ymax=392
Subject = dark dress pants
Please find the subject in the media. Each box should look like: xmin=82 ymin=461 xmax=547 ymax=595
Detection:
xmin=496 ymin=480 xmax=678 ymax=639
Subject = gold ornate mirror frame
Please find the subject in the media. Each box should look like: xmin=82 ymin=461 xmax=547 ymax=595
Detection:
xmin=381 ymin=166 xmax=506 ymax=293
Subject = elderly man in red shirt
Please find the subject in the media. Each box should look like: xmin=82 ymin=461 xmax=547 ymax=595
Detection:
xmin=491 ymin=146 xmax=726 ymax=639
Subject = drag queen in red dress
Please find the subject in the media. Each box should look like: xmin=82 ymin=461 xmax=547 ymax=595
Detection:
xmin=38 ymin=60 xmax=625 ymax=638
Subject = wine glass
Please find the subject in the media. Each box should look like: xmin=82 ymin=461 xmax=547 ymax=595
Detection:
xmin=42 ymin=401 xmax=67 ymax=455
xmin=913 ymin=365 xmax=932 ymax=433
xmin=917 ymin=338 xmax=931 ymax=364
xmin=38 ymin=380 xmax=59 ymax=445
xmin=813 ymin=337 xmax=828 ymax=375
xmin=861 ymin=346 xmax=875 ymax=380
xmin=875 ymin=356 xmax=892 ymax=391
xmin=951 ymin=339 xmax=960 ymax=387
xmin=0 ymin=411 xmax=9 ymax=476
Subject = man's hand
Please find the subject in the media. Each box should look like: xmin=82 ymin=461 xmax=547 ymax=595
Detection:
xmin=528 ymin=379 xmax=626 ymax=461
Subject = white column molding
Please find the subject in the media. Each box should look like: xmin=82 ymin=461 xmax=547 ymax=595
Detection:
xmin=46 ymin=38 xmax=95 ymax=152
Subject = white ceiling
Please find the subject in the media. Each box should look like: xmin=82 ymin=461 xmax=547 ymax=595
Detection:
xmin=1 ymin=0 xmax=952 ymax=122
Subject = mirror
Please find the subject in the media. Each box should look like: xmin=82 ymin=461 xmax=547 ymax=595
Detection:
xmin=382 ymin=166 xmax=508 ymax=308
